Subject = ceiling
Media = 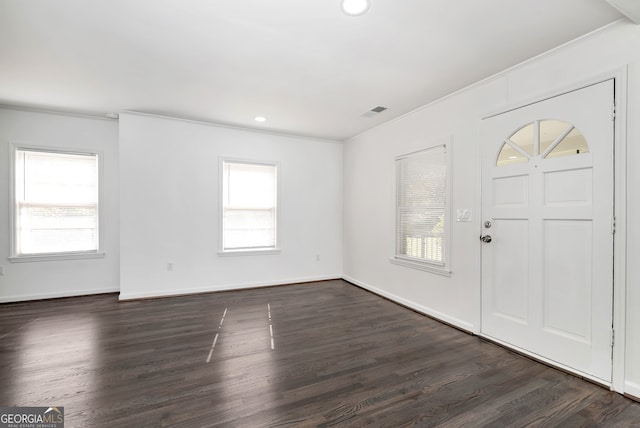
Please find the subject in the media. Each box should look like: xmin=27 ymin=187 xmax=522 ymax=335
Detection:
xmin=0 ymin=1 xmax=624 ymax=141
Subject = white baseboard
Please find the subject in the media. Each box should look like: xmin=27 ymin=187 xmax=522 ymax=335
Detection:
xmin=0 ymin=287 xmax=120 ymax=303
xmin=625 ymin=381 xmax=640 ymax=399
xmin=342 ymin=275 xmax=476 ymax=333
xmin=118 ymin=275 xmax=341 ymax=301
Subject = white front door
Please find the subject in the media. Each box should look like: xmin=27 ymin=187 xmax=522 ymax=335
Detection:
xmin=480 ymin=80 xmax=615 ymax=382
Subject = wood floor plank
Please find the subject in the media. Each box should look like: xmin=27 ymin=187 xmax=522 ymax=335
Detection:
xmin=1 ymin=280 xmax=639 ymax=427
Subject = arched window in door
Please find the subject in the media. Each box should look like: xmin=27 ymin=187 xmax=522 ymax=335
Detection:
xmin=496 ymin=119 xmax=590 ymax=166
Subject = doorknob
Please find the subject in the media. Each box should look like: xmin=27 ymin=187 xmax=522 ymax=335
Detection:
xmin=480 ymin=234 xmax=492 ymax=243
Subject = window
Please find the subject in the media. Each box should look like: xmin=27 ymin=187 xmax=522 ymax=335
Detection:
xmin=391 ymin=142 xmax=451 ymax=275
xmin=11 ymin=148 xmax=102 ymax=261
xmin=497 ymin=119 xmax=589 ymax=166
xmin=220 ymin=159 xmax=278 ymax=254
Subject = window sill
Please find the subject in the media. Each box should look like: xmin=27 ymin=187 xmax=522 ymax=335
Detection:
xmin=9 ymin=251 xmax=106 ymax=263
xmin=389 ymin=256 xmax=451 ymax=277
xmin=218 ymin=248 xmax=281 ymax=257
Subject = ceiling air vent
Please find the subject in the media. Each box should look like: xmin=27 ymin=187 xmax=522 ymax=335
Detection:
xmin=362 ymin=106 xmax=388 ymax=118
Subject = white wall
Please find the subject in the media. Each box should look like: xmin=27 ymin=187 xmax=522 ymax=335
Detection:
xmin=0 ymin=108 xmax=120 ymax=302
xmin=118 ymin=113 xmax=342 ymax=300
xmin=344 ymin=79 xmax=506 ymax=331
xmin=343 ymin=20 xmax=640 ymax=396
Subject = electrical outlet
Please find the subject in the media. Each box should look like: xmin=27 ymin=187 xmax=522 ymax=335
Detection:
xmin=315 ymin=254 xmax=320 ymax=261
xmin=167 ymin=262 xmax=174 ymax=272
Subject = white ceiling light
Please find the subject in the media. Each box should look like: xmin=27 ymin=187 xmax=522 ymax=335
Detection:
xmin=254 ymin=116 xmax=267 ymax=122
xmin=341 ymin=0 xmax=370 ymax=16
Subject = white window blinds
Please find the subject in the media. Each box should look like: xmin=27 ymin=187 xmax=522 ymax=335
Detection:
xmin=396 ymin=144 xmax=447 ymax=266
xmin=222 ymin=160 xmax=277 ymax=251
xmin=15 ymin=149 xmax=99 ymax=255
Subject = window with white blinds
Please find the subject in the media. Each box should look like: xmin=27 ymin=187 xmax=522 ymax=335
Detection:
xmin=393 ymin=143 xmax=450 ymax=273
xmin=221 ymin=160 xmax=278 ymax=252
xmin=12 ymin=148 xmax=100 ymax=258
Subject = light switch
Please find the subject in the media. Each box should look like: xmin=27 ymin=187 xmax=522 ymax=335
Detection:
xmin=456 ymin=209 xmax=472 ymax=222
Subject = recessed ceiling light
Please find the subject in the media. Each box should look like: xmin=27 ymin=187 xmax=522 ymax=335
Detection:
xmin=341 ymin=0 xmax=370 ymax=16
xmin=254 ymin=116 xmax=267 ymax=122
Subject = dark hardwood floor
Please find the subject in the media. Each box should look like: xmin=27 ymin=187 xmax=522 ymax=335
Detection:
xmin=1 ymin=280 xmax=639 ymax=427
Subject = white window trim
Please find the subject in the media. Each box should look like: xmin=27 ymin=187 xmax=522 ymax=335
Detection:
xmin=390 ymin=138 xmax=452 ymax=276
xmin=218 ymin=157 xmax=281 ymax=255
xmin=389 ymin=256 xmax=451 ymax=276
xmin=217 ymin=248 xmax=281 ymax=257
xmin=8 ymin=144 xmax=106 ymax=263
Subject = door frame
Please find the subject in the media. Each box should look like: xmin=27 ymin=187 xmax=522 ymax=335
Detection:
xmin=476 ymin=68 xmax=628 ymax=393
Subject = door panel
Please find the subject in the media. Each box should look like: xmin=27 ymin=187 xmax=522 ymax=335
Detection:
xmin=481 ymin=80 xmax=614 ymax=382
xmin=492 ymin=219 xmax=529 ymax=323
xmin=493 ymin=175 xmax=529 ymax=207
xmin=543 ymin=219 xmax=592 ymax=341
xmin=544 ymin=168 xmax=592 ymax=206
